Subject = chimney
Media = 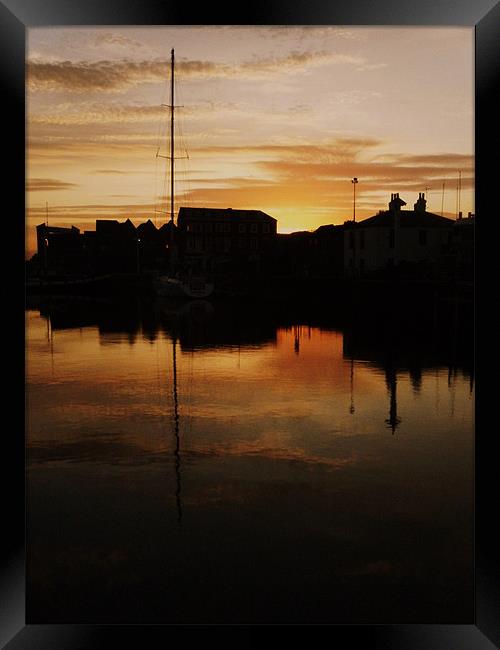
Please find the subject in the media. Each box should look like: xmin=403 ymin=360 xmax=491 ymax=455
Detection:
xmin=458 ymin=211 xmax=463 ymax=220
xmin=414 ymin=192 xmax=427 ymax=213
xmin=389 ymin=192 xmax=406 ymax=212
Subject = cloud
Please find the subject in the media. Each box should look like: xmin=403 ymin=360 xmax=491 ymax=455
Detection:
xmin=190 ymin=137 xmax=383 ymax=161
xmin=252 ymin=26 xmax=362 ymax=41
xmin=28 ymin=100 xmax=244 ymax=128
xmin=92 ymin=33 xmax=145 ymax=50
xmin=382 ymin=153 xmax=474 ymax=168
xmin=27 ymin=59 xmax=171 ymax=93
xmin=239 ymin=50 xmax=363 ymax=75
xmin=29 ymin=103 xmax=168 ymax=126
xmin=356 ymin=63 xmax=388 ymax=72
xmin=27 ymin=178 xmax=78 ymax=191
xmin=27 ymin=50 xmax=366 ymax=93
xmin=93 ymin=169 xmax=130 ymax=175
xmin=259 ymin=158 xmax=474 ymax=182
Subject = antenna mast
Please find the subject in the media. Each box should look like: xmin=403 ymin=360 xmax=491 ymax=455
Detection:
xmin=458 ymin=169 xmax=462 ymax=217
xmin=170 ymin=48 xmax=175 ymax=227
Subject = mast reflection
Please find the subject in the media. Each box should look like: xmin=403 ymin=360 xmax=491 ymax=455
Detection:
xmin=172 ymin=335 xmax=182 ymax=523
xmin=385 ymin=366 xmax=401 ymax=434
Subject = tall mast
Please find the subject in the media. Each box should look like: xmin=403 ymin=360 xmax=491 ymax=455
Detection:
xmin=458 ymin=169 xmax=462 ymax=217
xmin=170 ymin=48 xmax=175 ymax=227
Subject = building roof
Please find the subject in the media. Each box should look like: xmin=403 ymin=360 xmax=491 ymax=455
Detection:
xmin=36 ymin=224 xmax=80 ymax=235
xmin=96 ymin=219 xmax=137 ymax=236
xmin=178 ymin=207 xmax=277 ymax=223
xmin=350 ymin=210 xmax=455 ymax=229
xmin=158 ymin=221 xmax=176 ymax=232
xmin=314 ymin=224 xmax=343 ymax=236
xmin=137 ymin=219 xmax=157 ymax=234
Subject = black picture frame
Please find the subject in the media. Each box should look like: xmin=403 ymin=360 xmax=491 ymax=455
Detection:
xmin=2 ymin=0 xmax=498 ymax=646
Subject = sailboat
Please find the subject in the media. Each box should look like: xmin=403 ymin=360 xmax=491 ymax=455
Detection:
xmin=153 ymin=49 xmax=214 ymax=299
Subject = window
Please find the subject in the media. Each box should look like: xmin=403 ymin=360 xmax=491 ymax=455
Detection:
xmin=250 ymin=238 xmax=258 ymax=250
xmin=250 ymin=224 xmax=258 ymax=233
xmin=238 ymin=224 xmax=246 ymax=233
xmin=223 ymin=223 xmax=231 ymax=233
xmin=194 ymin=223 xmax=203 ymax=233
xmin=419 ymin=230 xmax=427 ymax=246
xmin=263 ymin=224 xmax=270 ymax=234
xmin=215 ymin=223 xmax=224 ymax=233
xmin=205 ymin=223 xmax=213 ymax=233
xmin=238 ymin=237 xmax=246 ymax=249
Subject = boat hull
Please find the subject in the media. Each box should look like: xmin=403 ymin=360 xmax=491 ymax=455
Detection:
xmin=154 ymin=276 xmax=214 ymax=299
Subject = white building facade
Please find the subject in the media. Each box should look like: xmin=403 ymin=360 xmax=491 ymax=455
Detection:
xmin=344 ymin=193 xmax=455 ymax=276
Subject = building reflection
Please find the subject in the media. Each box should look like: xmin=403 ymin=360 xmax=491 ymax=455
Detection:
xmin=342 ymin=307 xmax=473 ymax=434
xmin=28 ymin=293 xmax=473 ymax=437
xmin=30 ymin=296 xmax=279 ymax=351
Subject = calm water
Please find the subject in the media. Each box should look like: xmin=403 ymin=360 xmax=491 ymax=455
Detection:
xmin=26 ymin=295 xmax=474 ymax=623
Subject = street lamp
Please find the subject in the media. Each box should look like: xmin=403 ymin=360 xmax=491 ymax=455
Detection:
xmin=136 ymin=238 xmax=141 ymax=275
xmin=43 ymin=237 xmax=49 ymax=273
xmin=351 ymin=177 xmax=358 ymax=222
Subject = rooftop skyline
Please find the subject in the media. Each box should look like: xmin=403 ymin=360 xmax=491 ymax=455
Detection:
xmin=26 ymin=26 xmax=474 ymax=258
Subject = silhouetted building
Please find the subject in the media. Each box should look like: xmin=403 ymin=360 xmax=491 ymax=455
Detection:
xmin=136 ymin=219 xmax=172 ymax=271
xmin=272 ymin=224 xmax=344 ymax=278
xmin=176 ymin=207 xmax=277 ymax=273
xmin=310 ymin=224 xmax=345 ymax=276
xmin=36 ymin=224 xmax=83 ymax=274
xmin=92 ymin=219 xmax=139 ymax=273
xmin=273 ymin=231 xmax=311 ymax=276
xmin=343 ymin=193 xmax=454 ymax=278
xmin=450 ymin=213 xmax=474 ymax=281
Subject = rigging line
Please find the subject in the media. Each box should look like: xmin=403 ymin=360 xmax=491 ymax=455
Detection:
xmin=187 ymin=344 xmax=194 ymax=427
xmin=175 ymin=66 xmax=193 ymax=208
xmin=154 ymin=89 xmax=169 ymax=222
xmin=156 ymin=330 xmax=162 ymax=409
xmin=172 ymin=335 xmax=183 ymax=523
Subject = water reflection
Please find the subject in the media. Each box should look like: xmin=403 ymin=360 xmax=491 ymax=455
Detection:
xmin=172 ymin=336 xmax=182 ymax=524
xmin=384 ymin=365 xmax=401 ymax=434
xmin=25 ymin=294 xmax=474 ymax=623
xmin=28 ymin=293 xmax=474 ymax=442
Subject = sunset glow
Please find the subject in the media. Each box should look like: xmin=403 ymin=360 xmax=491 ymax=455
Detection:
xmin=26 ymin=26 xmax=474 ymax=257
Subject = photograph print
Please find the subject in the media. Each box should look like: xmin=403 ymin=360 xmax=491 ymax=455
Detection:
xmin=25 ymin=25 xmax=474 ymax=624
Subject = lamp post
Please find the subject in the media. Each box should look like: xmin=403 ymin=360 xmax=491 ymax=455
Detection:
xmin=351 ymin=178 xmax=358 ymax=278
xmin=43 ymin=237 xmax=49 ymax=274
xmin=351 ymin=177 xmax=358 ymax=222
xmin=136 ymin=238 xmax=141 ymax=275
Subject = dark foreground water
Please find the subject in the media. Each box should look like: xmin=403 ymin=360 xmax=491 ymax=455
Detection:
xmin=26 ymin=293 xmax=474 ymax=623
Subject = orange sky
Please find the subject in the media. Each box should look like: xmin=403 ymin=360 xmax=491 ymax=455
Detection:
xmin=26 ymin=26 xmax=474 ymax=257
